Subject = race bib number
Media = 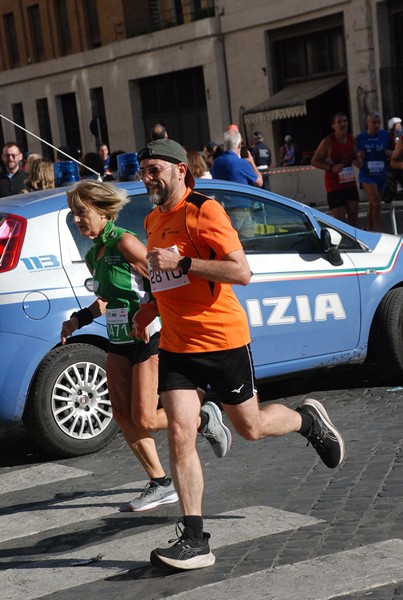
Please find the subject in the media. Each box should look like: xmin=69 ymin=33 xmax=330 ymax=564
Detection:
xmin=368 ymin=161 xmax=384 ymax=175
xmin=338 ymin=166 xmax=355 ymax=184
xmin=149 ymin=245 xmax=190 ymax=293
xmin=106 ymin=307 xmax=131 ymax=343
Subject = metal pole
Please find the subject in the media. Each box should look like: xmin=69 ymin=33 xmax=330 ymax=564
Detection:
xmin=0 ymin=113 xmax=101 ymax=179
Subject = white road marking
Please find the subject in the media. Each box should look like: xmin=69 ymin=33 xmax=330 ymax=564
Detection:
xmin=0 ymin=481 xmax=147 ymax=543
xmin=1 ymin=506 xmax=321 ymax=600
xmin=165 ymin=539 xmax=403 ymax=600
xmin=0 ymin=464 xmax=92 ymax=494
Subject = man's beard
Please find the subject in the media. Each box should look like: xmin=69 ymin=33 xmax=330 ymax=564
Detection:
xmin=147 ymin=185 xmax=167 ymax=206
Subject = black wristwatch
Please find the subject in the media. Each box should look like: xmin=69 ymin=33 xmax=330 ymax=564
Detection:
xmin=179 ymin=256 xmax=192 ymax=275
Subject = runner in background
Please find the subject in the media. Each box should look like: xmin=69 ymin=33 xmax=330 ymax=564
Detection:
xmin=356 ymin=111 xmax=392 ymax=232
xmin=311 ymin=112 xmax=362 ymax=227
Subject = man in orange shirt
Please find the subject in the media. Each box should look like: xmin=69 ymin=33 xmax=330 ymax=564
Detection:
xmin=133 ymin=138 xmax=345 ymax=571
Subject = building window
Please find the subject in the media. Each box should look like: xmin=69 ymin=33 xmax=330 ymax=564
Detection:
xmin=139 ymin=67 xmax=208 ymax=150
xmin=123 ymin=0 xmax=215 ymax=37
xmin=0 ymin=120 xmax=4 ymax=151
xmin=54 ymin=0 xmax=72 ymax=55
xmin=83 ymin=0 xmax=101 ymax=48
xmin=173 ymin=0 xmax=184 ymax=25
xmin=273 ymin=27 xmax=345 ymax=88
xmin=57 ymin=93 xmax=82 ymax=152
xmin=12 ymin=103 xmax=28 ymax=154
xmin=90 ymin=88 xmax=109 ymax=147
xmin=36 ymin=98 xmax=54 ymax=160
xmin=265 ymin=15 xmax=348 ymax=167
xmin=28 ymin=5 xmax=45 ymax=62
xmin=379 ymin=2 xmax=403 ymax=123
xmin=269 ymin=15 xmax=345 ymax=91
xmin=4 ymin=13 xmax=20 ymax=68
xmin=123 ymin=0 xmax=154 ymax=37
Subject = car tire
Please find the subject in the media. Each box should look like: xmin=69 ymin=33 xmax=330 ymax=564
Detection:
xmin=23 ymin=343 xmax=119 ymax=458
xmin=370 ymin=288 xmax=403 ymax=379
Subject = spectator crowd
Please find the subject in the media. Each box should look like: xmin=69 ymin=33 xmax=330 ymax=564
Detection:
xmin=1 ymin=112 xmax=402 ymax=233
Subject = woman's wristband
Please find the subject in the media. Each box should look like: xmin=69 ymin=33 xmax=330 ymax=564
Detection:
xmin=70 ymin=307 xmax=94 ymax=329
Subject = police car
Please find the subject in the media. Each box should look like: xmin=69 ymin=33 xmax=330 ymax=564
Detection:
xmin=1 ymin=180 xmax=403 ymax=457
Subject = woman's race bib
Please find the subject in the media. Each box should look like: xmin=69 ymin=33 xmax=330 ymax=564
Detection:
xmin=106 ymin=307 xmax=131 ymax=343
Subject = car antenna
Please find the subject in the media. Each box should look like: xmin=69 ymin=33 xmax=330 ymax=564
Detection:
xmin=0 ymin=113 xmax=103 ymax=182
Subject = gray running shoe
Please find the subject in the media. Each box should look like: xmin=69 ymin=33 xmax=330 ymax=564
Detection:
xmin=128 ymin=480 xmax=179 ymax=512
xmin=199 ymin=401 xmax=232 ymax=459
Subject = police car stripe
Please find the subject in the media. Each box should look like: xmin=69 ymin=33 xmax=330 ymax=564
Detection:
xmin=250 ymin=237 xmax=403 ymax=283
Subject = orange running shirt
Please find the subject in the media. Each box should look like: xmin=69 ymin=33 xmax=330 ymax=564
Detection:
xmin=145 ymin=189 xmax=251 ymax=353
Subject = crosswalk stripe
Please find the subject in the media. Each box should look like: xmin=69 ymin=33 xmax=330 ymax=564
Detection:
xmin=0 ymin=464 xmax=92 ymax=494
xmin=164 ymin=539 xmax=403 ymax=600
xmin=1 ymin=505 xmax=321 ymax=600
xmin=0 ymin=481 xmax=147 ymax=543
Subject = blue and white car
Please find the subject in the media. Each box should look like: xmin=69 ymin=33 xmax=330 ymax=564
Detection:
xmin=1 ymin=180 xmax=403 ymax=457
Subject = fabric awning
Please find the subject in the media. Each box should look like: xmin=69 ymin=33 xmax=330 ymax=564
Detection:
xmin=243 ymin=75 xmax=346 ymax=123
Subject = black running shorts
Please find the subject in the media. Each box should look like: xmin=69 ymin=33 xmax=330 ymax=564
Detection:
xmin=108 ymin=332 xmax=159 ymax=366
xmin=327 ymin=186 xmax=359 ymax=209
xmin=158 ymin=345 xmax=257 ymax=405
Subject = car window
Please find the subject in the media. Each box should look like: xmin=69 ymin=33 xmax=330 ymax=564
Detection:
xmin=115 ymin=193 xmax=152 ymax=244
xmin=66 ymin=193 xmax=152 ymax=260
xmin=316 ymin=218 xmax=364 ymax=251
xmin=199 ymin=188 xmax=320 ymax=254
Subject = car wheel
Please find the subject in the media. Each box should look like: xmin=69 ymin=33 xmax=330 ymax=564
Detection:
xmin=23 ymin=343 xmax=119 ymax=457
xmin=370 ymin=288 xmax=403 ymax=379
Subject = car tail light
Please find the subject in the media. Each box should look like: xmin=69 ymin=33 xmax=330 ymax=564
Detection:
xmin=0 ymin=214 xmax=27 ymax=273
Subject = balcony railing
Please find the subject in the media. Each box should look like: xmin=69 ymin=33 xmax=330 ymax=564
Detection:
xmin=124 ymin=0 xmax=216 ymax=38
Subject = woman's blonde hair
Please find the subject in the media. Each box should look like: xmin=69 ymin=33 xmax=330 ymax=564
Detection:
xmin=24 ymin=158 xmax=55 ymax=191
xmin=66 ymin=179 xmax=129 ymax=221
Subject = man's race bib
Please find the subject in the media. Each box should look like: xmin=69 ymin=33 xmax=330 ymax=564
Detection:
xmin=338 ymin=166 xmax=355 ymax=184
xmin=368 ymin=161 xmax=384 ymax=175
xmin=106 ymin=307 xmax=131 ymax=343
xmin=149 ymin=245 xmax=190 ymax=293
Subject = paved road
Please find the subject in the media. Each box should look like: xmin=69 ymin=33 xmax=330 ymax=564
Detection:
xmin=1 ymin=363 xmax=403 ymax=600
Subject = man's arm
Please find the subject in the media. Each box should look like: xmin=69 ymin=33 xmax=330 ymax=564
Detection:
xmin=148 ymin=247 xmax=251 ymax=286
xmin=244 ymin=150 xmax=263 ymax=187
xmin=311 ymin=137 xmax=333 ymax=171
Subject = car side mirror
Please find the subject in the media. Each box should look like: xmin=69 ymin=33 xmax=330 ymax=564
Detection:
xmin=320 ymin=228 xmax=343 ymax=266
xmin=85 ymin=278 xmax=94 ymax=292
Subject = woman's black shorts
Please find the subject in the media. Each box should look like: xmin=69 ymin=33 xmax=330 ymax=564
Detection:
xmin=108 ymin=332 xmax=159 ymax=366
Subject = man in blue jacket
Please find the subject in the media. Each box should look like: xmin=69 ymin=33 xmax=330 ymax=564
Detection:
xmin=212 ymin=129 xmax=262 ymax=237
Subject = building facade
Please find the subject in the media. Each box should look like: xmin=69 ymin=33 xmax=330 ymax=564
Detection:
xmin=0 ymin=0 xmax=401 ymax=165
